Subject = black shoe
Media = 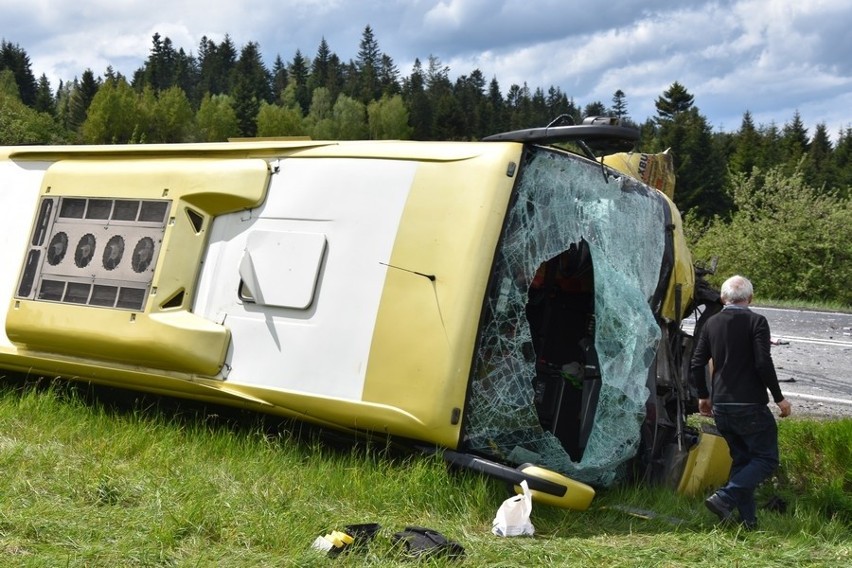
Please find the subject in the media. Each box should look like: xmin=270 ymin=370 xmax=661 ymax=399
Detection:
xmin=741 ymin=519 xmax=758 ymax=531
xmin=705 ymin=492 xmax=734 ymax=523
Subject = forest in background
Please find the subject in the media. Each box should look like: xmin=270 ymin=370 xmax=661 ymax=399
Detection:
xmin=1 ymin=28 xmax=850 ymax=305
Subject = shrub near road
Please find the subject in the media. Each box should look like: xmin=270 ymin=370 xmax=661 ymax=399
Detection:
xmin=1 ymin=380 xmax=849 ymax=567
xmin=687 ymin=166 xmax=852 ymax=307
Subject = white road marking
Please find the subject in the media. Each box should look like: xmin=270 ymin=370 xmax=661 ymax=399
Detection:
xmin=782 ymin=391 xmax=852 ymax=407
xmin=772 ymin=335 xmax=852 ymax=348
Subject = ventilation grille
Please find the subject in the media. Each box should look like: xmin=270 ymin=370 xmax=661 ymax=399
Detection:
xmin=16 ymin=197 xmax=170 ymax=311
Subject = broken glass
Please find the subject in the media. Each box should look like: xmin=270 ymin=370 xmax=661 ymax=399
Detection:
xmin=464 ymin=146 xmax=668 ymax=487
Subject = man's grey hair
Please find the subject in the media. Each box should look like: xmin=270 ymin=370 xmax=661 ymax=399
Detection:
xmin=720 ymin=275 xmax=754 ymax=304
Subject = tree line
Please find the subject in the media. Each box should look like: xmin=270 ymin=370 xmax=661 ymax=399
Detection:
xmin=1 ymin=30 xmax=850 ymax=305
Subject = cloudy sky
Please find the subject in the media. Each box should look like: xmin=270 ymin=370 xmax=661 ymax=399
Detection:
xmin=2 ymin=0 xmax=850 ymax=137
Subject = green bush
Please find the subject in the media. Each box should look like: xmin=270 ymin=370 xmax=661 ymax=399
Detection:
xmin=687 ymin=166 xmax=852 ymax=306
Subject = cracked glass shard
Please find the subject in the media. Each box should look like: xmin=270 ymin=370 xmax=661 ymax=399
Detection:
xmin=463 ymin=146 xmax=667 ymax=487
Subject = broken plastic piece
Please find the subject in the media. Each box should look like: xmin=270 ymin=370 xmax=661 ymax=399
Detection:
xmin=342 ymin=523 xmax=381 ymax=552
xmin=391 ymin=526 xmax=465 ymax=560
xmin=310 ymin=529 xmax=355 ymax=556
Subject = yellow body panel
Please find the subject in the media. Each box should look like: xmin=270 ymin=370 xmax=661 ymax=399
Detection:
xmin=677 ymin=432 xmax=732 ymax=496
xmin=6 ymin=158 xmax=270 ymax=375
xmin=363 ymin=144 xmax=521 ymax=447
xmin=660 ymin=197 xmax=695 ymax=322
xmin=515 ymin=465 xmax=596 ymax=510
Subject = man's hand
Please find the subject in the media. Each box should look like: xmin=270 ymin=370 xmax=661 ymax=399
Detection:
xmin=777 ymin=398 xmax=792 ymax=418
xmin=698 ymin=398 xmax=713 ymax=417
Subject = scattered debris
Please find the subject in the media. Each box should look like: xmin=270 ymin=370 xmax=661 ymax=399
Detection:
xmin=392 ymin=527 xmax=465 ymax=560
xmin=604 ymin=505 xmax=686 ymax=526
xmin=311 ymin=523 xmax=381 ymax=557
xmin=492 ymin=480 xmax=535 ymax=537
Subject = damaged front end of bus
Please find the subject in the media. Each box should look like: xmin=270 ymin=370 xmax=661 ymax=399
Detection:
xmin=444 ymin=120 xmax=723 ymax=508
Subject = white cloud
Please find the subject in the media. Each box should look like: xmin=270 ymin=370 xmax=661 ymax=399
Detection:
xmin=1 ymin=0 xmax=848 ymax=135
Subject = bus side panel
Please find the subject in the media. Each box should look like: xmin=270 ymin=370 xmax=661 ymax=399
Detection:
xmin=0 ymin=160 xmax=49 ymax=351
xmin=194 ymin=157 xmax=416 ymax=400
xmin=363 ymin=145 xmax=522 ymax=447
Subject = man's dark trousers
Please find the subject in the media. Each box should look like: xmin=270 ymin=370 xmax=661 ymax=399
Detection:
xmin=713 ymin=403 xmax=779 ymax=524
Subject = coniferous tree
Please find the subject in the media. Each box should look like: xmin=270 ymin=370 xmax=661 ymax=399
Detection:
xmin=655 ymin=81 xmax=694 ymax=121
xmin=545 ymin=86 xmax=574 ymax=123
xmin=781 ymin=110 xmax=810 ymax=170
xmin=231 ymin=41 xmax=272 ymax=136
xmin=453 ymin=70 xmax=486 ymax=138
xmin=288 ymin=50 xmax=311 ymax=114
xmin=611 ymin=89 xmax=628 ymax=121
xmin=34 ymin=74 xmax=55 ymax=115
xmin=324 ymin=52 xmax=346 ymax=101
xmin=833 ymin=126 xmax=852 ymax=198
xmin=139 ymin=33 xmax=178 ymax=91
xmin=355 ymin=25 xmax=381 ymax=103
xmin=426 ymin=55 xmax=463 ymax=139
xmin=401 ymin=58 xmax=431 ymax=140
xmin=583 ymin=101 xmax=606 ymax=118
xmin=729 ymin=111 xmax=761 ymax=176
xmin=651 ymin=82 xmax=730 ymax=216
xmin=0 ymin=40 xmax=38 ymax=107
xmin=529 ymin=87 xmax=549 ymax=127
xmin=485 ymin=77 xmax=506 ymax=134
xmin=308 ymin=38 xmax=331 ymax=95
xmin=198 ymin=35 xmax=237 ymax=96
xmin=173 ymin=48 xmax=199 ymax=107
xmin=196 ymin=36 xmax=216 ymax=93
xmin=758 ymin=122 xmax=784 ymax=171
xmin=67 ymin=69 xmax=101 ymax=132
xmin=378 ymin=54 xmax=400 ymax=97
xmin=505 ymin=83 xmax=523 ymax=129
xmin=638 ymin=118 xmax=660 ymax=152
xmin=803 ymin=122 xmax=835 ymax=192
xmin=271 ymin=55 xmax=289 ymax=102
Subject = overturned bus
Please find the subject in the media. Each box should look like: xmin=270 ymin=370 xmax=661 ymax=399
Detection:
xmin=0 ymin=121 xmax=723 ymax=510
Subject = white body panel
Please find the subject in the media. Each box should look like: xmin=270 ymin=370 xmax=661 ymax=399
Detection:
xmin=0 ymin=160 xmax=49 ymax=350
xmin=194 ymin=157 xmax=416 ymax=400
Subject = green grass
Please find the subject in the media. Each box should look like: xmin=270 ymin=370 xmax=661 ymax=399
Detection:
xmin=1 ymin=377 xmax=850 ymax=567
xmin=755 ymin=298 xmax=852 ymax=313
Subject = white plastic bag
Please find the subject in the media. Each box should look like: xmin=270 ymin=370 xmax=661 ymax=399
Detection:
xmin=491 ymin=479 xmax=535 ymax=537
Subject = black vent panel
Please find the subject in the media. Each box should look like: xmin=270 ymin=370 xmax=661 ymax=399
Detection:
xmin=16 ymin=196 xmax=170 ymax=311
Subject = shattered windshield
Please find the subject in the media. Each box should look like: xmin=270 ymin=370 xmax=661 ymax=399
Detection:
xmin=463 ymin=146 xmax=667 ymax=487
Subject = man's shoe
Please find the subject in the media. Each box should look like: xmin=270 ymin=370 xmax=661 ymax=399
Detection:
xmin=705 ymin=492 xmax=734 ymax=523
xmin=741 ymin=519 xmax=758 ymax=531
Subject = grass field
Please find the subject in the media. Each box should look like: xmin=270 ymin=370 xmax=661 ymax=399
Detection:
xmin=1 ymin=376 xmax=849 ymax=567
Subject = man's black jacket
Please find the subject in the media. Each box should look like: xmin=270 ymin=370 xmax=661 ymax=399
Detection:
xmin=688 ymin=306 xmax=784 ymax=404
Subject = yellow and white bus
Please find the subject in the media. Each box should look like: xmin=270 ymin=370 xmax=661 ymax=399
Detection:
xmin=0 ymin=121 xmax=722 ymax=509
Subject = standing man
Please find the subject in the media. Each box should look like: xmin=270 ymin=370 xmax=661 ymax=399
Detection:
xmin=689 ymin=275 xmax=792 ymax=530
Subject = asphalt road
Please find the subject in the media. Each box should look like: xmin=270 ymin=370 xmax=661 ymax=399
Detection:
xmin=753 ymin=306 xmax=852 ymax=418
xmin=685 ymin=306 xmax=852 ymax=419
